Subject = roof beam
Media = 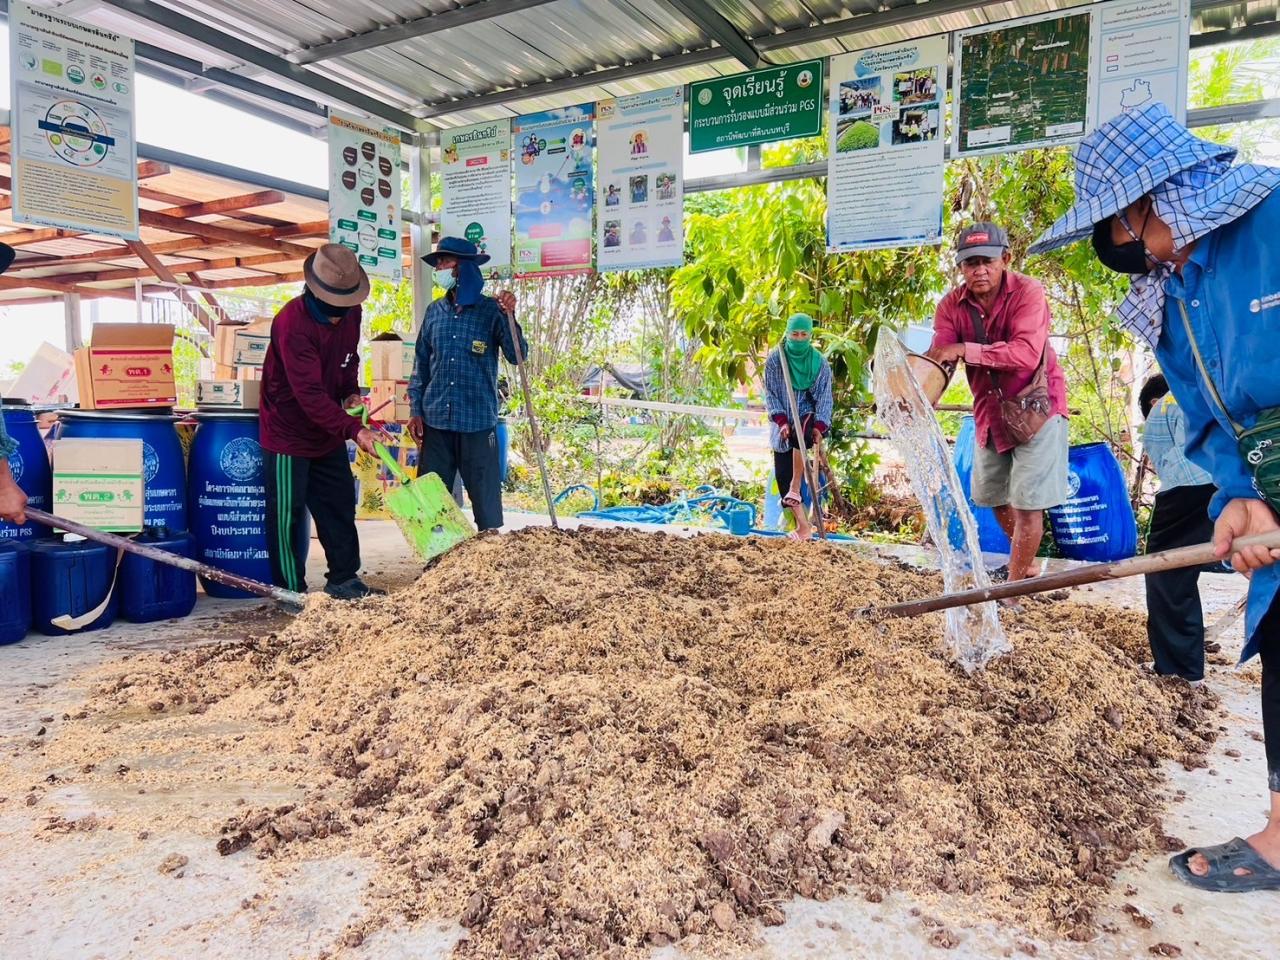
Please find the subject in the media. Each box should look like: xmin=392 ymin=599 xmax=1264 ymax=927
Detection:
xmin=660 ymin=0 xmax=762 ymax=69
xmin=1190 ymin=19 xmax=1280 ymax=49
xmin=154 ymin=190 xmax=287 ymax=219
xmin=293 ymin=0 xmax=561 ymax=65
xmin=126 ymin=238 xmax=217 ymax=333
xmin=97 ymin=0 xmax=425 ymax=132
xmin=137 ymin=210 xmax=316 ymax=257
xmin=39 ymin=251 xmax=297 ymax=284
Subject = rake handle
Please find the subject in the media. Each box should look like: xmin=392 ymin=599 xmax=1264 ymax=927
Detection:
xmin=25 ymin=508 xmax=306 ymax=609
xmin=878 ymin=531 xmax=1280 ymax=618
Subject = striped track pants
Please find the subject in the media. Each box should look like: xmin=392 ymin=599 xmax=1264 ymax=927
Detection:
xmin=263 ymin=446 xmax=360 ymax=592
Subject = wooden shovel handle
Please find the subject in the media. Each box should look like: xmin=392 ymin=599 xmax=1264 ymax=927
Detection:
xmin=877 ymin=531 xmax=1280 ymax=619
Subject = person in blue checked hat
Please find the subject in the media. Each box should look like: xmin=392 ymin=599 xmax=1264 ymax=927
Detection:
xmin=1032 ymin=102 xmax=1280 ymax=893
xmin=407 ymin=237 xmax=525 ymax=531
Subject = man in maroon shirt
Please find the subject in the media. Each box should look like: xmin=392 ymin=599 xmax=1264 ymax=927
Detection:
xmin=260 ymin=244 xmax=388 ymax=600
xmin=927 ymin=223 xmax=1070 ymax=584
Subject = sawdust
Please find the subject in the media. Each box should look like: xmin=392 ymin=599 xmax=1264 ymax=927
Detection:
xmin=22 ymin=528 xmax=1216 ymax=957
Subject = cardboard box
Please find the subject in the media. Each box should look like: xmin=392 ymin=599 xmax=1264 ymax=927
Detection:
xmin=213 ymin=319 xmax=272 ymax=368
xmin=368 ymin=380 xmax=411 ymax=423
xmin=237 ymin=366 xmax=262 ymax=382
xmin=52 ymin=438 xmax=144 ymax=533
xmin=11 ymin=342 xmax=79 ymax=405
xmin=196 ymin=380 xmax=261 ymax=410
xmin=75 ymin=324 xmax=176 ymax=410
xmin=369 ymin=334 xmax=416 ymax=381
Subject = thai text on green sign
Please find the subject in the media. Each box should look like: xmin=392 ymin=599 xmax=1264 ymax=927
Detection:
xmin=689 ymin=59 xmax=824 ymax=153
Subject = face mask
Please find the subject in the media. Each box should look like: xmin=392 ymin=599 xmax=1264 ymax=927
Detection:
xmin=305 ymin=289 xmax=348 ymax=317
xmin=434 ymin=268 xmax=456 ymax=291
xmin=1092 ymin=208 xmax=1153 ymax=276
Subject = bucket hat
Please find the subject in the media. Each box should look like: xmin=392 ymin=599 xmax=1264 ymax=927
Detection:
xmin=303 ymin=243 xmax=370 ymax=308
xmin=1029 ymin=103 xmax=1236 ymax=255
xmin=422 ymin=236 xmax=490 ymax=267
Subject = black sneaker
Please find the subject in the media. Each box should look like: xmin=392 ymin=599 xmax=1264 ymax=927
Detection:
xmin=324 ymin=577 xmax=385 ymax=601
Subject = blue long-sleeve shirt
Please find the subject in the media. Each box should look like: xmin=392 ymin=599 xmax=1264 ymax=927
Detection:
xmin=763 ymin=348 xmax=834 ymax=453
xmin=1156 ymin=187 xmax=1280 ymax=663
xmin=407 ymin=294 xmax=527 ymax=434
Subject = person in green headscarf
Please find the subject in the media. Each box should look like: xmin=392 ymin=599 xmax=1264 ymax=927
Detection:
xmin=765 ymin=314 xmax=834 ymax=540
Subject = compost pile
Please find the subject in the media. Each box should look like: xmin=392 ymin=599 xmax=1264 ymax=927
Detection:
xmin=70 ymin=528 xmax=1214 ymax=957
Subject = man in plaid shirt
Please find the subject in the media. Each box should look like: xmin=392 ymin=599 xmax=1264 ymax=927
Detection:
xmin=408 ymin=237 xmax=525 ymax=531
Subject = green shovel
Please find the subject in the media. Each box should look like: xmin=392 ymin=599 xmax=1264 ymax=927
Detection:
xmin=348 ymin=403 xmax=476 ymax=562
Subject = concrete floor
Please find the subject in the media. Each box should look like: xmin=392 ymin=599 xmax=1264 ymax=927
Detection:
xmin=0 ymin=516 xmax=1275 ymax=960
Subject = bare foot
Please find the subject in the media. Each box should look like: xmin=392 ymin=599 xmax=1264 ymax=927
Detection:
xmin=1189 ymin=825 xmax=1280 ymax=876
xmin=795 ymin=522 xmax=814 ymax=541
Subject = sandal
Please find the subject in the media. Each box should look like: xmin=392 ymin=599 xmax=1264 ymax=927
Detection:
xmin=781 ymin=492 xmax=802 ymax=508
xmin=1169 ymin=838 xmax=1280 ymax=892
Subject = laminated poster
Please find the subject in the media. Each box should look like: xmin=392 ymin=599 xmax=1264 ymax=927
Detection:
xmin=8 ymin=1 xmax=139 ymax=238
xmin=328 ymin=111 xmax=403 ymax=283
xmin=827 ymin=36 xmax=948 ymax=252
xmin=596 ymin=87 xmax=684 ymax=273
xmin=512 ymin=104 xmax=595 ymax=277
xmin=440 ymin=120 xmax=513 ymax=278
xmin=1091 ymin=0 xmax=1190 ymax=126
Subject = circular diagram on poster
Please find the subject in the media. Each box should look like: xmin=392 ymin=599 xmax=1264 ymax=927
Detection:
xmin=377 ymin=179 xmax=392 ymax=199
xmin=361 ymin=141 xmax=376 ymax=161
xmin=358 ymin=224 xmax=377 ymax=250
xmin=378 ymin=156 xmax=393 ymax=177
xmin=341 ymin=170 xmax=357 ymax=190
xmin=358 ymin=163 xmax=375 ymax=186
xmin=360 ymin=187 xmax=375 ymax=207
xmin=343 ymin=145 xmax=358 ymax=166
xmin=43 ymin=99 xmax=110 ymax=167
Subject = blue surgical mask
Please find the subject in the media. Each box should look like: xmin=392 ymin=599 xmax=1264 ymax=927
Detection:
xmin=433 ymin=268 xmax=456 ymax=291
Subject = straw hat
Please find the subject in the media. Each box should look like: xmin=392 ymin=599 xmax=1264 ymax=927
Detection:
xmin=303 ymin=243 xmax=370 ymax=307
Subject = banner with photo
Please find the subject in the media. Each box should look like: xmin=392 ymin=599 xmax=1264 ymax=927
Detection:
xmin=9 ymin=1 xmax=139 ymax=238
xmin=826 ymin=36 xmax=947 ymax=252
xmin=328 ymin=111 xmax=403 ymax=282
xmin=953 ymin=0 xmax=1189 ymax=157
xmin=440 ymin=120 xmax=513 ymax=277
xmin=512 ymin=104 xmax=596 ymax=277
xmin=596 ymin=87 xmax=684 ymax=272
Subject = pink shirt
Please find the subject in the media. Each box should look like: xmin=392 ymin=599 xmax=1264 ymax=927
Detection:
xmin=931 ymin=270 xmax=1069 ymax=454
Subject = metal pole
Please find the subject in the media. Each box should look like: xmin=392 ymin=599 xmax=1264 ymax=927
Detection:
xmin=776 ymin=343 xmax=826 ymax=540
xmin=504 ymin=311 xmax=558 ymax=528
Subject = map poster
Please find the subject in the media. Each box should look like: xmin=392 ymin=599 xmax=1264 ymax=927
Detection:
xmin=596 ymin=87 xmax=684 ymax=273
xmin=954 ymin=8 xmax=1094 ymax=157
xmin=512 ymin=104 xmax=595 ymax=278
xmin=688 ymin=60 xmax=824 ymax=154
xmin=441 ymin=120 xmax=513 ymax=279
xmin=826 ymin=36 xmax=948 ymax=253
xmin=9 ymin=1 xmax=139 ymax=238
xmin=1092 ymin=0 xmax=1190 ymax=125
xmin=328 ymin=112 xmax=402 ymax=283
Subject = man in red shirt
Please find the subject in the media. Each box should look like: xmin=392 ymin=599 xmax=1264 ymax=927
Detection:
xmin=259 ymin=244 xmax=388 ymax=601
xmin=927 ymin=223 xmax=1070 ymax=583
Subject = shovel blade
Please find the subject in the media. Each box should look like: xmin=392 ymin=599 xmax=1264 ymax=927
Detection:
xmin=384 ymin=470 xmax=477 ymax=562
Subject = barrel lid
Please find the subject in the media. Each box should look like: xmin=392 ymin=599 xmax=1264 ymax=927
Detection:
xmin=192 ymin=409 xmax=260 ymax=421
xmin=59 ymin=408 xmax=180 ymax=422
xmin=1 ymin=398 xmax=32 ymax=408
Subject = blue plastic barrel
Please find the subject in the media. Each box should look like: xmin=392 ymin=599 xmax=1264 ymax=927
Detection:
xmin=57 ymin=410 xmax=187 ymax=531
xmin=1 ymin=400 xmax=53 ymax=542
xmin=0 ymin=541 xmax=32 ymax=644
xmin=30 ymin=538 xmax=118 ymax=635
xmin=496 ymin=417 xmax=510 ymax=483
xmin=188 ymin=412 xmax=307 ymax=599
xmin=951 ymin=416 xmax=1012 ymax=554
xmin=119 ymin=528 xmax=197 ymax=622
xmin=1049 ymin=442 xmax=1138 ymax=562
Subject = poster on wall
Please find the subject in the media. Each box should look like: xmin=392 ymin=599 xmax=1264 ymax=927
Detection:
xmin=953 ymin=8 xmax=1094 ymax=156
xmin=826 ymin=36 xmax=948 ymax=252
xmin=8 ymin=1 xmax=139 ymax=238
xmin=440 ymin=120 xmax=513 ymax=278
xmin=512 ymin=104 xmax=596 ymax=277
xmin=688 ymin=59 xmax=824 ymax=154
xmin=1092 ymin=0 xmax=1189 ymax=125
xmin=328 ymin=111 xmax=403 ymax=283
xmin=596 ymin=87 xmax=684 ymax=272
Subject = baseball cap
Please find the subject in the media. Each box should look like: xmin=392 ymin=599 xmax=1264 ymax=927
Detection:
xmin=956 ymin=222 xmax=1009 ymax=263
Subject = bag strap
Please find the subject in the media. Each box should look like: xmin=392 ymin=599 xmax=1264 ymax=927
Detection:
xmin=1175 ymin=298 xmax=1246 ymax=437
xmin=963 ymin=300 xmax=1046 ymax=394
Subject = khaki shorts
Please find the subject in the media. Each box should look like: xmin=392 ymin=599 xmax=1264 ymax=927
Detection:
xmin=972 ymin=415 xmax=1069 ymax=511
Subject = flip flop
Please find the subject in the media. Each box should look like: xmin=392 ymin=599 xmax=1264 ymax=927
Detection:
xmin=781 ymin=492 xmax=802 ymax=508
xmin=1169 ymin=838 xmax=1280 ymax=892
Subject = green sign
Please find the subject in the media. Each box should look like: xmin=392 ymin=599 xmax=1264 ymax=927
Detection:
xmin=689 ymin=59 xmax=824 ymax=154
xmin=337 ymin=218 xmax=358 ymax=231
xmin=357 ymin=209 xmax=377 ymax=222
xmin=377 ymin=227 xmax=397 ymax=240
